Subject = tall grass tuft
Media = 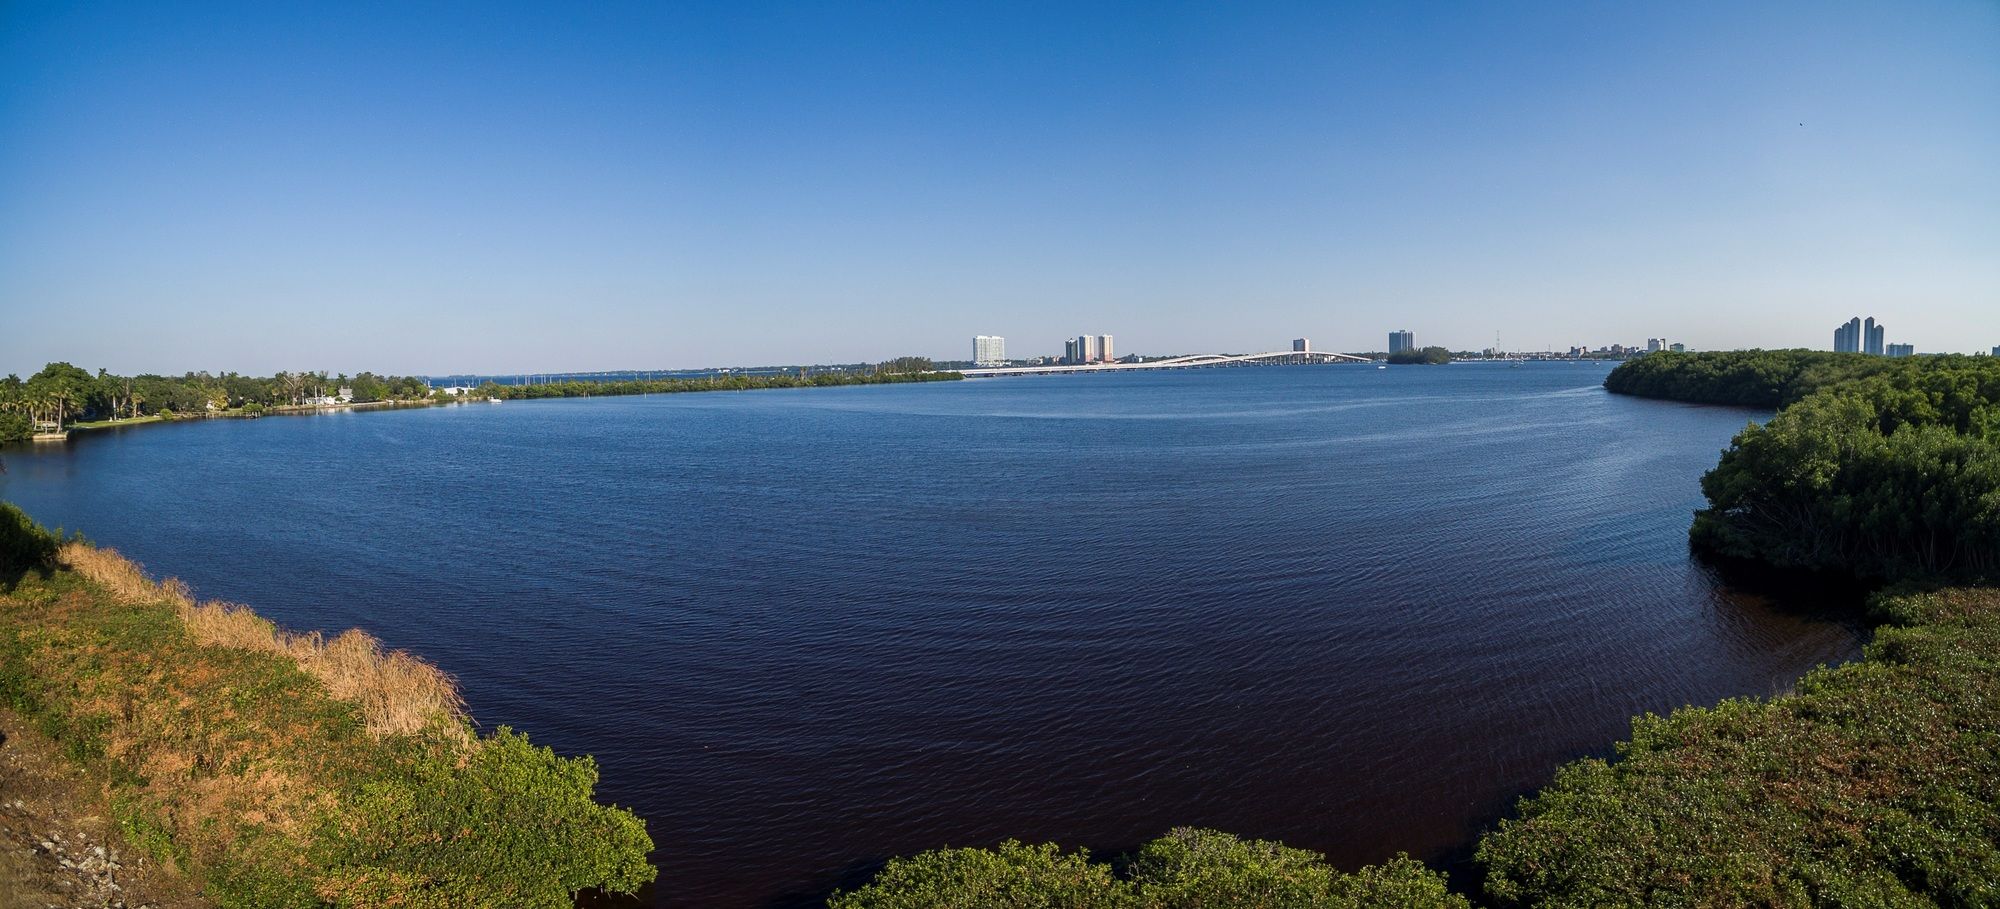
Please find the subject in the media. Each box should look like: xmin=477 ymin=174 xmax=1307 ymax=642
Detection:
xmin=59 ymin=542 xmax=469 ymax=741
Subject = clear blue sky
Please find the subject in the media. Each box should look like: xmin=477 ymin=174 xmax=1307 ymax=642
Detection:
xmin=3 ymin=1 xmax=1997 ymax=374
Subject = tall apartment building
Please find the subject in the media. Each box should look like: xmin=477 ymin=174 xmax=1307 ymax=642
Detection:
xmin=973 ymin=335 xmax=1006 ymax=366
xmin=1076 ymin=334 xmax=1100 ymax=363
xmin=1388 ymin=330 xmax=1415 ymax=355
xmin=1836 ymin=316 xmax=1889 ymax=355
xmin=1886 ymin=343 xmax=1914 ymax=358
xmin=1293 ymin=338 xmax=1310 ymax=352
xmin=1098 ymin=335 xmax=1114 ymax=362
xmin=1835 ymin=317 xmax=1862 ymax=353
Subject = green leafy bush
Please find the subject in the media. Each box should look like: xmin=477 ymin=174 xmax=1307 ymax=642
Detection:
xmin=829 ymin=840 xmax=1130 ymax=909
xmin=0 ymin=501 xmax=59 ymax=576
xmin=0 ymin=411 xmax=30 ymax=443
xmin=828 ymin=829 xmax=1464 ymax=909
xmin=1131 ymin=828 xmax=1465 ymax=909
xmin=318 ymin=729 xmax=655 ymax=908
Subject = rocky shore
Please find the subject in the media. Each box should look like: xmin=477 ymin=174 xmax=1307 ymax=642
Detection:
xmin=0 ymin=708 xmax=207 ymax=909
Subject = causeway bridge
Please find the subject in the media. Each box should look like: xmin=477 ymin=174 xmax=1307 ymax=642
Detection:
xmin=959 ymin=349 xmax=1372 ymax=377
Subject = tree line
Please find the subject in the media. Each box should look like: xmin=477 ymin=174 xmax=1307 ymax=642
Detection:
xmin=0 ymin=362 xmax=437 ymax=441
xmin=1386 ymin=346 xmax=1452 ymax=365
xmin=476 ymin=362 xmax=958 ymax=401
xmin=0 ymin=359 xmax=961 ymax=442
xmin=1607 ymin=349 xmax=2000 ymax=583
xmin=1600 ymin=347 xmax=1906 ymax=408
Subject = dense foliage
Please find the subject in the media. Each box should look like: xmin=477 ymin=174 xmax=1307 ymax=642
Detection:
xmin=1478 ymin=586 xmax=2000 ymax=907
xmin=1386 ymin=346 xmax=1452 ymax=365
xmin=0 ymin=502 xmax=654 ymax=907
xmin=0 ymin=411 xmax=31 ymax=443
xmin=828 ymin=829 xmax=1465 ymax=909
xmin=0 ymin=361 xmax=436 ymax=431
xmin=0 ymin=501 xmax=61 ymax=578
xmin=1608 ymin=351 xmax=2000 ymax=583
xmin=0 ymin=360 xmax=962 ymax=434
xmin=479 ymin=368 xmax=960 ymax=401
xmin=1600 ymin=349 xmax=1902 ymax=408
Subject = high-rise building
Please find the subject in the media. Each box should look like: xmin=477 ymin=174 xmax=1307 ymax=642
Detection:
xmin=1886 ymin=343 xmax=1914 ymax=358
xmin=1077 ymin=334 xmax=1100 ymax=364
xmin=1835 ymin=316 xmax=1862 ymax=353
xmin=1835 ymin=316 xmax=1889 ymax=354
xmin=1647 ymin=338 xmax=1664 ymax=353
xmin=1993 ymin=346 xmax=2000 ymax=357
xmin=1098 ymin=335 xmax=1114 ymax=362
xmin=1293 ymin=338 xmax=1310 ymax=352
xmin=1670 ymin=342 xmax=1687 ymax=353
xmin=973 ymin=335 xmax=1005 ymax=366
xmin=1064 ymin=338 xmax=1079 ymax=364
xmin=1389 ymin=330 xmax=1415 ymax=355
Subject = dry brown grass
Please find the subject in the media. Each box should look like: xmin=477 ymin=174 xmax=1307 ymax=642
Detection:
xmin=59 ymin=543 xmax=469 ymax=742
xmin=58 ymin=542 xmax=169 ymax=605
xmin=289 ymin=629 xmax=467 ymax=741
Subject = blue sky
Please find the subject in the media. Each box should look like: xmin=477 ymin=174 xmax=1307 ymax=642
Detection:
xmin=3 ymin=1 xmax=1997 ymax=374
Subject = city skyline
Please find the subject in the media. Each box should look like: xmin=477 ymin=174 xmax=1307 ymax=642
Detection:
xmin=4 ymin=3 xmax=1999 ymax=375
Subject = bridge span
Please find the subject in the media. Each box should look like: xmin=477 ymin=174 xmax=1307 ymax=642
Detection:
xmin=959 ymin=349 xmax=1373 ymax=377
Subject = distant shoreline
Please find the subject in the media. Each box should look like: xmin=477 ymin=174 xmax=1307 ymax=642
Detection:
xmin=6 ymin=368 xmax=964 ymax=446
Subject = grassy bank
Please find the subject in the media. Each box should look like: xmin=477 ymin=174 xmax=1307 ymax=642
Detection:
xmin=0 ymin=502 xmax=653 ymax=908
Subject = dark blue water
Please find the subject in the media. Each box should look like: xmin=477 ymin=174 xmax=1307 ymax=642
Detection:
xmin=0 ymin=363 xmax=1861 ymax=907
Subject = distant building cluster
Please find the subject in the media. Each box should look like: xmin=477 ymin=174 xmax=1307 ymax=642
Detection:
xmin=1887 ymin=343 xmax=1915 ymax=358
xmin=1834 ymin=316 xmax=1889 ymax=355
xmin=973 ymin=335 xmax=1006 ymax=366
xmin=1644 ymin=338 xmax=1684 ymax=353
xmin=1063 ymin=334 xmax=1115 ymax=364
xmin=1388 ymin=330 xmax=1415 ymax=355
xmin=305 ymin=387 xmax=355 ymax=406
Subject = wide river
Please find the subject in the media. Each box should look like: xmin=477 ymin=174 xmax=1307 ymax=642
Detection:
xmin=0 ymin=363 xmax=1861 ymax=907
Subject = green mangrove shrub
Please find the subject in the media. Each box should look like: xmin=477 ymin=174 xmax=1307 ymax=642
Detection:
xmin=1478 ymin=587 xmax=2000 ymax=907
xmin=828 ymin=829 xmax=1465 ymax=909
